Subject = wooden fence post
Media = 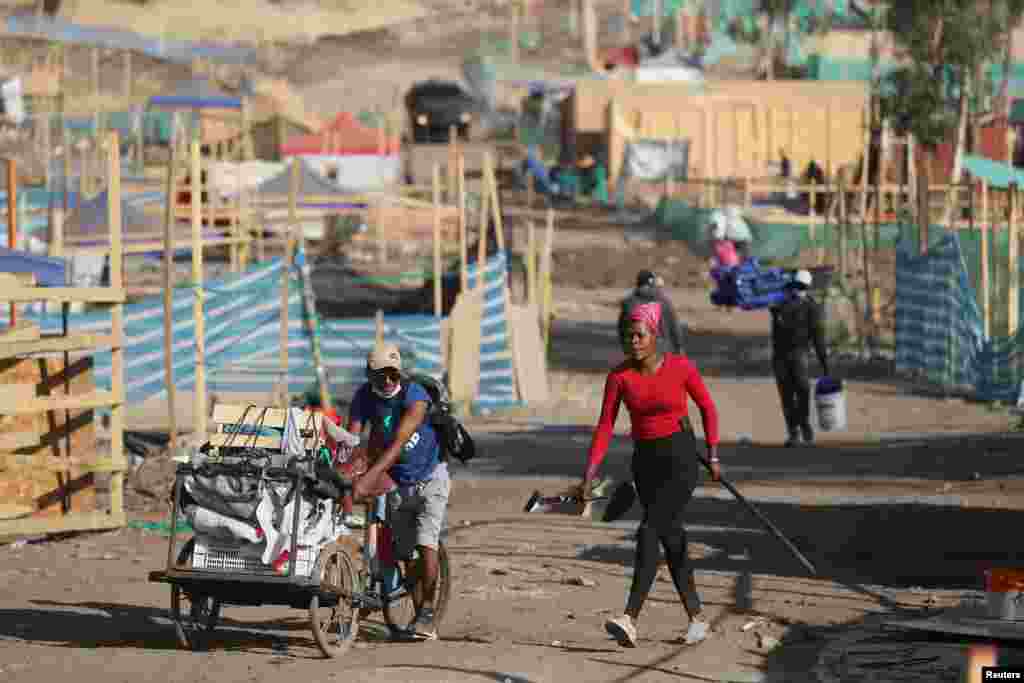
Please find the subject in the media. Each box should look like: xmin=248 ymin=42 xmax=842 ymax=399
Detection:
xmin=981 ymin=180 xmax=991 ymax=339
xmin=432 ymin=163 xmax=443 ymax=318
xmin=1009 ymin=183 xmax=1019 ymax=337
xmin=162 ymin=138 xmax=179 ymax=448
xmin=190 ymin=139 xmax=208 ymax=437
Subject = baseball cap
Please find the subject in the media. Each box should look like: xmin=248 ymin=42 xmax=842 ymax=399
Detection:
xmin=636 ymin=269 xmax=657 ymax=288
xmin=367 ymin=343 xmax=402 ymax=372
xmin=794 ymin=269 xmax=813 ymax=287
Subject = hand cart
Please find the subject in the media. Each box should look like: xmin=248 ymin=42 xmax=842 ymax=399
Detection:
xmin=148 ymin=404 xmax=362 ymax=658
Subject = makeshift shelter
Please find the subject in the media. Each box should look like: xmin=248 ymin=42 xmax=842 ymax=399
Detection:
xmin=147 ymin=76 xmax=254 ymax=153
xmin=248 ymin=158 xmax=369 ymax=242
xmin=0 ymin=247 xmax=66 ymax=286
xmin=149 ymin=75 xmax=243 ymax=111
xmin=280 ymin=112 xmax=401 ymax=190
xmin=253 ymin=158 xmax=363 ymax=201
xmin=65 ymin=190 xmax=163 ymax=240
xmin=206 ymin=160 xmax=286 ymax=199
xmin=249 ymin=114 xmax=316 ymax=161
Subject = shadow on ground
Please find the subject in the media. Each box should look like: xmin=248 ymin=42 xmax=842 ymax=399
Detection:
xmin=470 ymin=429 xmax=1024 ymax=590
xmin=0 ymin=599 xmax=388 ymax=658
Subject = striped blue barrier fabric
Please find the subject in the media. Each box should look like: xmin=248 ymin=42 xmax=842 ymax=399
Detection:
xmin=466 ymin=251 xmax=521 ymax=413
xmin=895 ymin=233 xmax=1024 ymax=403
xmin=18 ymin=252 xmax=518 ymax=411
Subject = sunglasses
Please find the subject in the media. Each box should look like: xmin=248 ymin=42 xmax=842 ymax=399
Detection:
xmin=370 ymin=368 xmax=401 ymax=384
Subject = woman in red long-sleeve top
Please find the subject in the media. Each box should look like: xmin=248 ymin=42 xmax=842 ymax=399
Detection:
xmin=577 ymin=301 xmax=722 ymax=649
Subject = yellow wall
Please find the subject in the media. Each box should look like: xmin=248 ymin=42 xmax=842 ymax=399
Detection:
xmin=609 ymin=93 xmax=868 ymax=185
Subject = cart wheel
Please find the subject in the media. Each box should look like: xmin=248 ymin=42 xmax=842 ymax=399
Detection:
xmin=170 ymin=587 xmax=221 ymax=651
xmin=310 ymin=545 xmax=359 ymax=658
xmin=170 ymin=539 xmax=222 ymax=651
xmin=382 ymin=540 xmax=451 ymax=635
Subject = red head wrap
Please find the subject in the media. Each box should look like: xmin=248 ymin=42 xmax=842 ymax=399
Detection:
xmin=629 ymin=302 xmax=662 ymax=335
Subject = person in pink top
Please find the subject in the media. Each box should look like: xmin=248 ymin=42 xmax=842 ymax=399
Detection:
xmin=576 ymin=301 xmax=722 ymax=648
xmin=712 ymin=237 xmax=740 ymax=268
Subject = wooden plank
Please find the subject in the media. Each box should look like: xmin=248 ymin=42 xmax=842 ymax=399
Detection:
xmin=0 ymin=509 xmax=125 ymax=537
xmin=509 ymin=303 xmax=549 ymax=403
xmin=66 ymin=235 xmax=251 ymax=257
xmin=4 ymin=384 xmax=38 ymax=404
xmin=0 ymin=332 xmax=119 ymax=357
xmin=982 ymin=181 xmax=991 ymax=338
xmin=0 ymin=390 xmax=123 ymax=415
xmin=0 ymin=453 xmax=128 ymax=473
xmin=0 ymin=503 xmax=34 ymax=520
xmin=0 ymin=356 xmax=98 ymax=465
xmin=0 ymin=432 xmax=39 ymax=450
xmin=448 ymin=288 xmax=484 ymax=404
xmin=211 ymin=403 xmax=287 ymax=428
xmin=0 ymin=272 xmax=36 ymax=288
xmin=207 ymin=433 xmax=283 ymax=449
xmin=0 ymin=321 xmax=40 ymax=343
xmin=1010 ymin=185 xmax=1020 ymax=337
xmin=211 ymin=404 xmax=322 ymax=431
xmin=0 ymin=287 xmax=126 ymax=303
xmin=107 ymin=129 xmax=127 ymax=521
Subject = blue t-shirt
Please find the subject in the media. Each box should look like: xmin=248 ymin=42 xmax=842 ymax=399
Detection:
xmin=349 ymin=381 xmax=440 ymax=485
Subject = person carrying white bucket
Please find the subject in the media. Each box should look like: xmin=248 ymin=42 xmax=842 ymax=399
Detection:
xmin=769 ymin=269 xmax=833 ymax=447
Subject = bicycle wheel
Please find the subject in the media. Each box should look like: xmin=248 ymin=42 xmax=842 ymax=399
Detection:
xmin=309 ymin=545 xmax=360 ymax=658
xmin=170 ymin=539 xmax=221 ymax=651
xmin=382 ymin=540 xmax=451 ymax=633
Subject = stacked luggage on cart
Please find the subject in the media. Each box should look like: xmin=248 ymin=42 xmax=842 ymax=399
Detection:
xmin=710 ymin=260 xmax=835 ymax=310
xmin=178 ymin=405 xmax=351 ymax=578
xmin=710 ymin=258 xmax=791 ymax=310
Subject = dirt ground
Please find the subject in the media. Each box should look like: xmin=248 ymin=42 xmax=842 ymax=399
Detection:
xmin=5 ymin=272 xmax=1022 ymax=683
xmin=3 ymin=3 xmax=1024 ymax=682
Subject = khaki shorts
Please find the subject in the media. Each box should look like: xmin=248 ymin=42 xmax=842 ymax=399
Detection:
xmin=387 ymin=476 xmax=450 ymax=558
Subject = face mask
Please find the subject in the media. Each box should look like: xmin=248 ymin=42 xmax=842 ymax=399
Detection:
xmin=372 ymin=382 xmax=401 ymax=399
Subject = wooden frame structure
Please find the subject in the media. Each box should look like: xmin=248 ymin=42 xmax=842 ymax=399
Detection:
xmin=0 ymin=131 xmax=127 ymax=537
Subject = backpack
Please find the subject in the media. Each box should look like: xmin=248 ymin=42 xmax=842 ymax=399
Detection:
xmin=400 ymin=373 xmax=476 ymax=465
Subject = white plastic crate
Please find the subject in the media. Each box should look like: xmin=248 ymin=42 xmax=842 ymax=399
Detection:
xmin=191 ymin=537 xmax=317 ymax=577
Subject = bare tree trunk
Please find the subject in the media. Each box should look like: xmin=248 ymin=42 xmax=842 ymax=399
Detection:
xmin=918 ymin=149 xmax=931 ymax=254
xmin=762 ymin=12 xmax=775 ymax=80
xmin=942 ymin=75 xmax=971 ymax=227
xmin=1000 ymin=18 xmax=1014 ymax=121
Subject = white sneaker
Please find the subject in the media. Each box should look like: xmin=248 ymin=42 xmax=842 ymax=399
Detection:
xmin=683 ymin=619 xmax=710 ymax=645
xmin=604 ymin=614 xmax=638 ymax=648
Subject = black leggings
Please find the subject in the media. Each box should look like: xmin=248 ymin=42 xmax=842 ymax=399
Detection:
xmin=625 ymin=430 xmax=701 ymax=620
xmin=773 ymin=351 xmax=811 ymax=433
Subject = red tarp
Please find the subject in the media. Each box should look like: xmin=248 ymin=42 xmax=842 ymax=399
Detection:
xmin=280 ymin=112 xmax=400 ymax=156
xmin=932 ymin=118 xmax=1011 ymax=182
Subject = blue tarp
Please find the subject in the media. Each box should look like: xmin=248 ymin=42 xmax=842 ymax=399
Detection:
xmin=5 ymin=13 xmax=259 ymax=65
xmin=150 ymin=76 xmax=241 ymax=110
xmin=710 ymin=258 xmax=793 ymax=310
xmin=0 ymin=247 xmax=66 ymax=286
xmin=962 ymin=154 xmax=1024 ymax=189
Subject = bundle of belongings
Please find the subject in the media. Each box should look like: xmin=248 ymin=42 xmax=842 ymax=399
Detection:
xmin=179 ymin=408 xmax=361 ymax=576
xmin=710 ymin=257 xmax=795 ymax=310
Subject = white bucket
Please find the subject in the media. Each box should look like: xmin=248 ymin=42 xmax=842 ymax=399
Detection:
xmin=815 ymin=377 xmax=847 ymax=432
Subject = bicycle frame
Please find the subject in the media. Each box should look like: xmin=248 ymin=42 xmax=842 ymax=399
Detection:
xmin=350 ymin=493 xmax=414 ymax=613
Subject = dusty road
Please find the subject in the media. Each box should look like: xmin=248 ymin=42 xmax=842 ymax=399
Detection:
xmin=4 ymin=279 xmax=1024 ymax=683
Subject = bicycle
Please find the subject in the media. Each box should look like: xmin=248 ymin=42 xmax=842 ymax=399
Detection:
xmin=348 ymin=490 xmax=452 ymax=638
xmin=332 ymin=444 xmax=452 ymax=639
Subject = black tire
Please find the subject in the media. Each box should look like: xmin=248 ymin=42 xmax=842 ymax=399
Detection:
xmin=309 ymin=546 xmax=360 ymax=659
xmin=382 ymin=541 xmax=451 ymax=634
xmin=170 ymin=539 xmax=221 ymax=651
